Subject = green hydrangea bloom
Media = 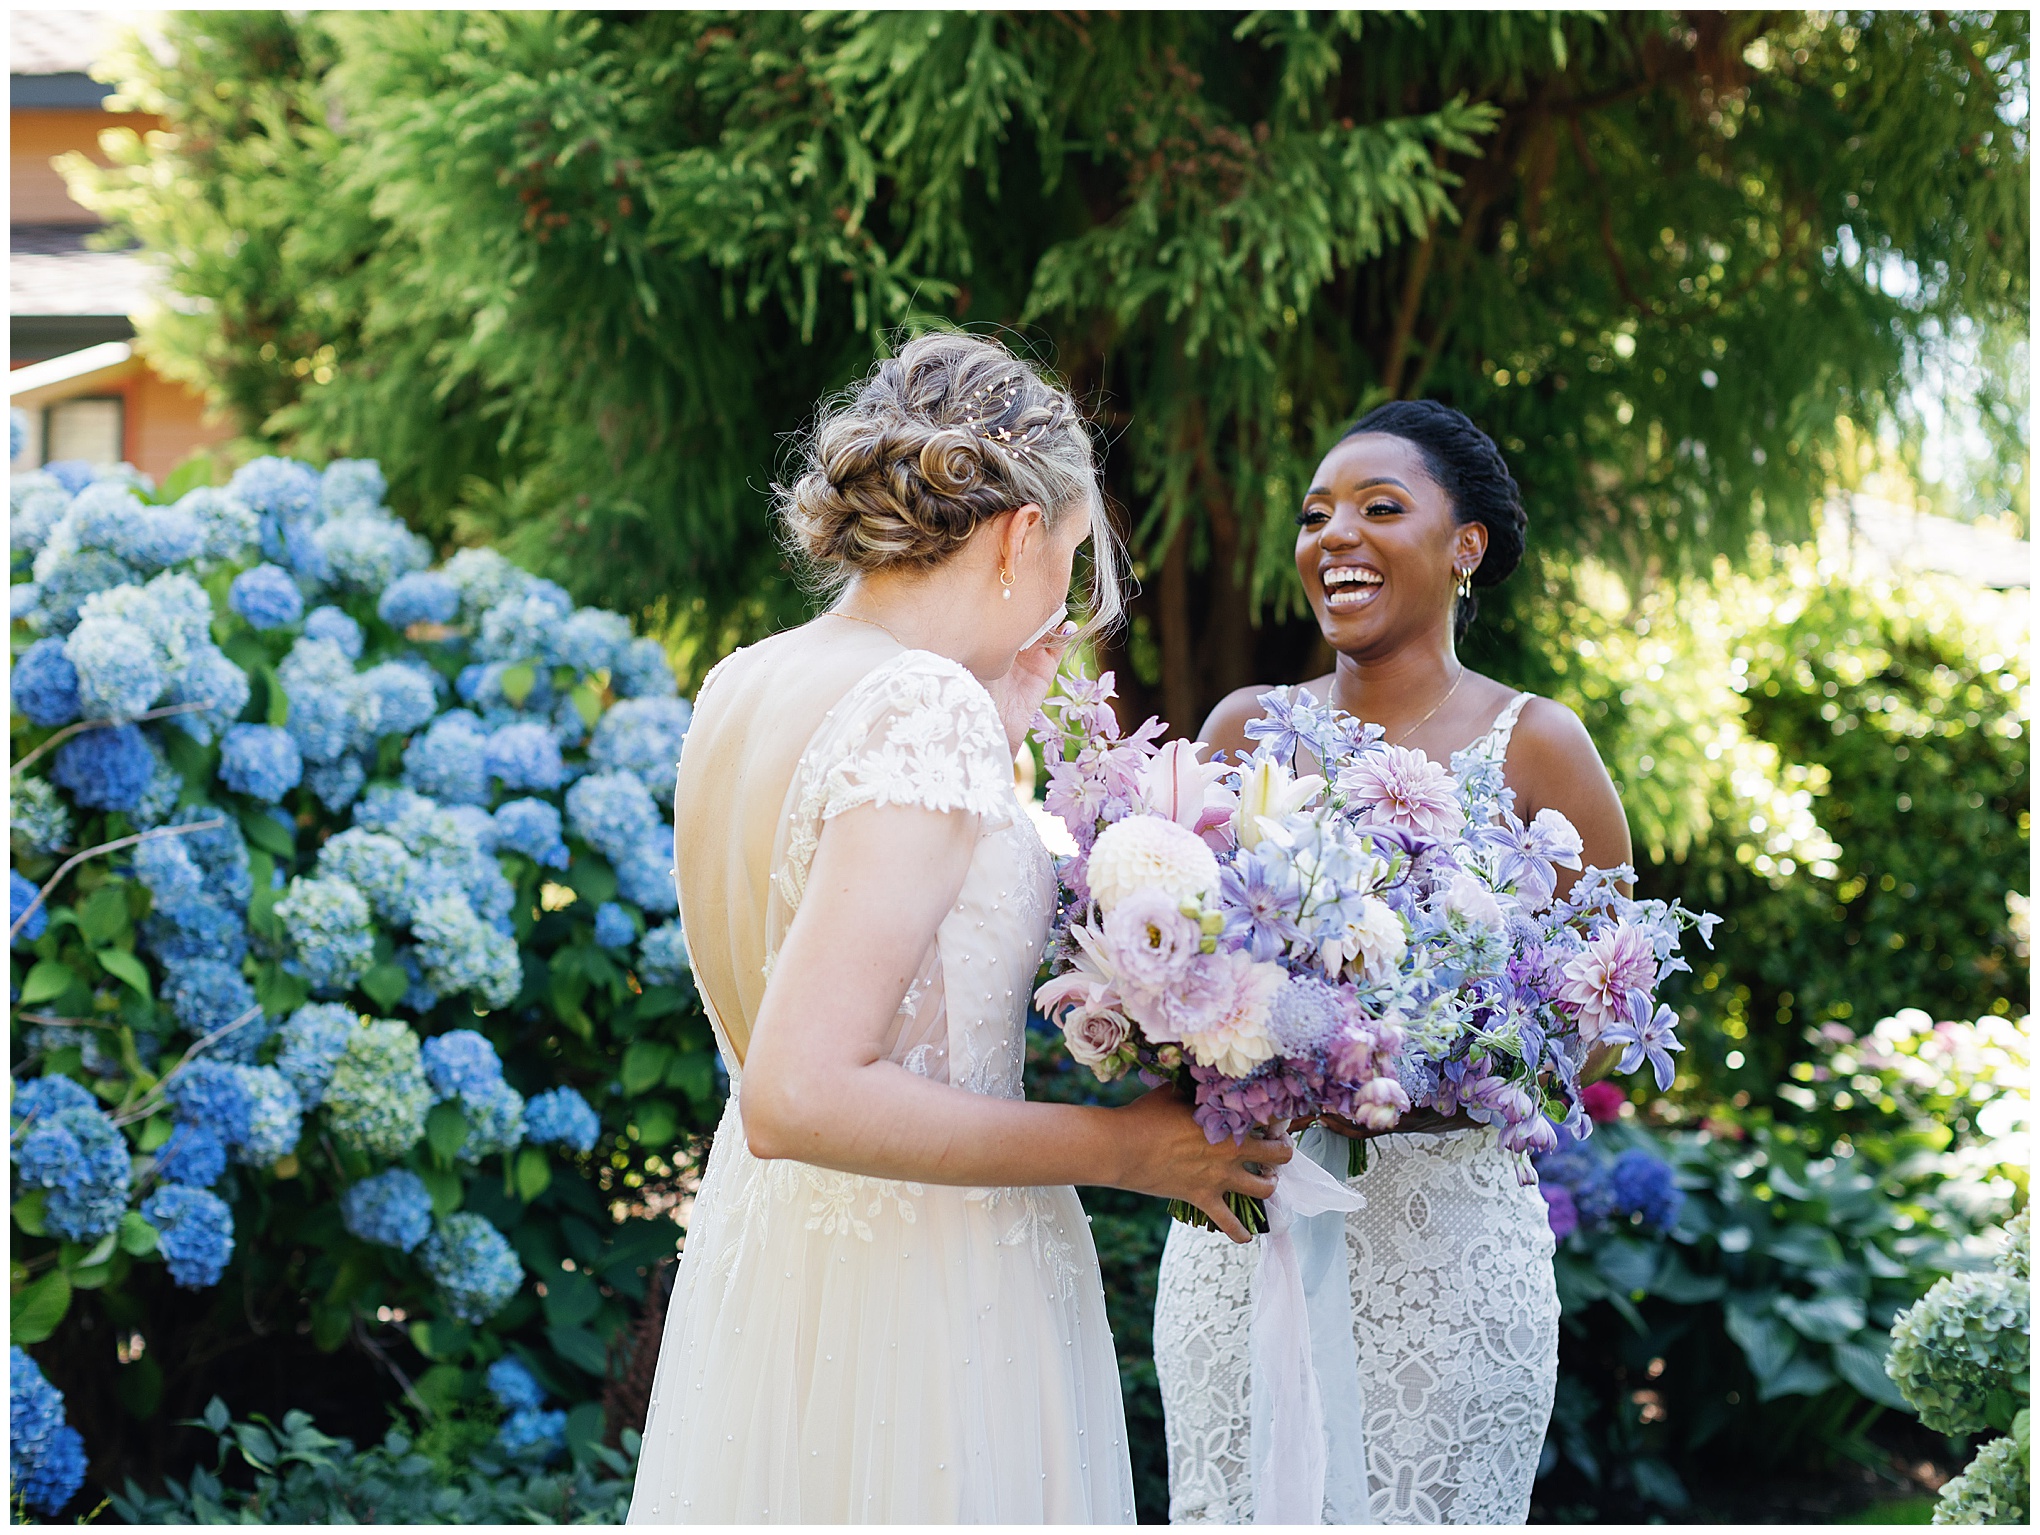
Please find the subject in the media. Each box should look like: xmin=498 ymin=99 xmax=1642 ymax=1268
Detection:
xmin=323 ymin=1020 xmax=432 ymax=1159
xmin=1887 ymin=1268 xmax=2030 ymax=1435
xmin=1932 ymin=1425 xmax=2029 ymax=1525
xmin=1997 ymin=1209 xmax=2029 ymax=1282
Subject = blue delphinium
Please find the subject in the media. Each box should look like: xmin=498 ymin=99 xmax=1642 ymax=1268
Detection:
xmin=50 ymin=722 xmax=153 ymax=811
xmin=378 ymin=569 xmax=460 ymax=629
xmin=11 ymin=637 xmax=81 ymax=725
xmin=274 ymin=875 xmax=376 ymax=992
xmin=593 ymin=901 xmax=635 ymax=950
xmin=421 ymin=1029 xmax=504 ymax=1098
xmin=487 ymin=1356 xmax=547 ymax=1411
xmin=589 ymin=697 xmax=692 ymax=797
xmin=421 ymin=1212 xmax=523 ymax=1323
xmin=485 ymin=721 xmax=565 ymax=792
xmin=612 ymin=636 xmax=679 ymax=698
xmin=12 ymin=1079 xmax=131 ymax=1243
xmin=229 ymin=563 xmax=306 ymax=630
xmin=1608 ymin=1148 xmax=1685 ymax=1232
xmin=323 ymin=1020 xmax=432 ymax=1159
xmin=11 ymin=777 xmax=72 ymax=858
xmin=360 ymin=662 xmax=438 ymax=737
xmin=11 ymin=868 xmax=48 ymax=945
xmin=141 ymin=1185 xmax=236 ymax=1288
xmin=497 ymin=1407 xmax=569 ymax=1465
xmin=636 ymin=922 xmax=691 ymax=988
xmin=274 ymin=1003 xmax=357 ymax=1107
xmin=154 ymin=1122 xmax=228 ymax=1188
xmin=319 ymin=458 xmax=386 ymax=515
xmin=303 ymin=604 xmax=364 ymax=659
xmin=524 ymin=1087 xmax=600 ymax=1154
xmin=492 ymin=798 xmax=570 ymax=869
xmin=340 ymin=1168 xmax=434 ymax=1253
xmin=219 ymin=723 xmax=304 ymax=803
xmin=11 ymin=1345 xmax=89 ymax=1517
xmin=403 ymin=710 xmax=491 ymax=805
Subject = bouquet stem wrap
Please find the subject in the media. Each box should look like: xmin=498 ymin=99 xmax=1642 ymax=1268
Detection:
xmin=1249 ymin=1126 xmax=1372 ymax=1524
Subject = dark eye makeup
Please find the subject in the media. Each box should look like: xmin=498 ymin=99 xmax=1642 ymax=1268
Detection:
xmin=1294 ymin=496 xmax=1404 ymax=527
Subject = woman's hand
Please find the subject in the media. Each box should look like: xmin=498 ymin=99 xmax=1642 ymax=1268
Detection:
xmin=1113 ymin=1087 xmax=1293 ymax=1243
xmin=987 ymin=622 xmax=1075 ymax=756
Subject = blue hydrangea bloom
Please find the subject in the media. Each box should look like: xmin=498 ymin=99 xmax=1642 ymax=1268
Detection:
xmin=360 ymin=662 xmax=438 ymax=737
xmin=162 ymin=956 xmax=262 ymax=1043
xmin=165 ymin=1062 xmax=301 ymax=1164
xmin=12 ymin=1081 xmax=130 ymax=1243
xmin=593 ymin=901 xmax=635 ymax=950
xmin=141 ymin=1185 xmax=235 ymax=1288
xmin=496 ymin=1407 xmax=568 ymax=1464
xmin=154 ymin=1122 xmax=227 ymax=1188
xmin=64 ymin=612 xmax=165 ymax=719
xmin=403 ymin=711 xmax=491 ymax=805
xmin=11 ymin=1345 xmax=89 ymax=1517
xmin=612 ymin=636 xmax=679 ymax=698
xmin=589 ymin=697 xmax=692 ymax=797
xmin=11 ymin=776 xmax=72 ymax=858
xmin=319 ymin=458 xmax=386 ymax=515
xmin=616 ymin=844 xmax=679 ymax=914
xmin=274 ymin=875 xmax=375 ymax=992
xmin=170 ymin=804 xmax=254 ymax=904
xmin=133 ymin=835 xmax=206 ymax=909
xmin=324 ymin=1020 xmax=432 ymax=1159
xmin=398 ymin=947 xmax=440 ymax=1012
xmin=441 ymin=547 xmax=527 ymax=619
xmin=274 ymin=1003 xmax=357 ymax=1108
xmin=11 ymin=868 xmax=48 ymax=945
xmin=475 ymin=581 xmax=574 ymax=664
xmin=1609 ymin=1148 xmax=1685 ymax=1232
xmin=340 ymin=1168 xmax=434 ymax=1253
xmin=492 ymin=798 xmax=570 ymax=870
xmin=485 ymin=721 xmax=565 ymax=792
xmin=11 ymin=582 xmax=43 ymax=622
xmin=174 ymin=486 xmax=261 ymax=564
xmin=229 ymin=564 xmax=305 ymax=630
xmin=457 ymin=1078 xmax=526 ymax=1163
xmin=421 ymin=1029 xmax=505 ymax=1098
xmin=305 ymin=755 xmax=367 ymax=813
xmin=110 ymin=503 xmax=204 ymax=569
xmin=41 ymin=460 xmax=97 ymax=492
xmin=486 ymin=1356 xmax=548 ymax=1411
xmin=278 ymin=635 xmax=377 ymax=763
xmin=50 ymin=722 xmax=152 ymax=811
xmin=554 ymin=607 xmax=632 ymax=675
xmin=129 ymin=741 xmax=184 ymax=830
xmin=420 ymin=1212 xmax=523 ymax=1324
xmin=316 ymin=828 xmax=417 ymax=924
xmin=31 ymin=548 xmax=136 ymax=634
xmin=229 ymin=456 xmax=320 ymax=520
xmin=219 ymin=723 xmax=304 ymax=802
xmin=411 ymin=890 xmax=522 ymax=1009
xmin=11 ymin=637 xmax=81 ymax=726
xmin=303 ymin=605 xmax=364 ymax=659
xmin=564 ymin=771 xmax=661 ymax=864
xmin=378 ymin=570 xmax=460 ymax=629
xmin=637 ymin=922 xmax=692 ymax=988
xmin=163 ymin=642 xmax=252 ymax=745
xmin=523 ymin=1087 xmax=600 ymax=1154
xmin=315 ymin=513 xmax=430 ymax=594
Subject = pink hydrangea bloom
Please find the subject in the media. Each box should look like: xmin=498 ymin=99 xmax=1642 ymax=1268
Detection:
xmin=1338 ymin=745 xmax=1466 ymax=837
xmin=1557 ymin=922 xmax=1658 ymax=1043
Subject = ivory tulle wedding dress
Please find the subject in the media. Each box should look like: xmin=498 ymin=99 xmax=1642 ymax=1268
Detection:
xmin=627 ymin=625 xmax=1135 ymax=1524
xmin=1151 ymin=694 xmax=1561 ymax=1524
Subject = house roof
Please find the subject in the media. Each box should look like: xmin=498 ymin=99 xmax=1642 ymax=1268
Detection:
xmin=9 ymin=9 xmax=167 ymax=77
xmin=10 ymin=247 xmax=160 ymax=318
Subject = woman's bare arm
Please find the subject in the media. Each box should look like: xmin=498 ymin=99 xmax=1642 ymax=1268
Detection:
xmin=739 ymin=800 xmax=1289 ymax=1241
xmin=1505 ymin=697 xmax=1633 ymax=900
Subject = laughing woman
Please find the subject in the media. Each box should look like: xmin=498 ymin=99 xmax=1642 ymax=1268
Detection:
xmin=1151 ymin=400 xmax=1633 ymax=1524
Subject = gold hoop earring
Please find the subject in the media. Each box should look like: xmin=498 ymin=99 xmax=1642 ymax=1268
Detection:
xmin=1000 ymin=566 xmax=1015 ymax=600
xmin=1455 ymin=569 xmax=1473 ymax=601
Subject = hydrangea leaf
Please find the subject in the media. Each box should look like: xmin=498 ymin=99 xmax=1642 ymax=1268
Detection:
xmin=630 ymin=986 xmax=690 ymax=1024
xmin=540 ymin=1269 xmax=599 ymax=1329
xmin=310 ymin=1302 xmax=351 ymax=1352
xmin=14 ymin=1189 xmax=50 ymax=1238
xmin=18 ymin=961 xmax=79 ymax=1006
xmin=565 ymin=1401 xmax=606 ymax=1466
xmin=425 ymin=1100 xmax=471 ymax=1166
xmin=619 ymin=1040 xmax=672 ymax=1097
xmin=77 ymin=885 xmax=131 ymax=944
xmin=499 ymin=662 xmax=537 ymax=707
xmin=262 ymin=664 xmax=291 ymax=728
xmin=513 ymin=1147 xmax=552 ymax=1204
xmin=253 ymin=961 xmax=309 ymax=1017
xmin=571 ymin=681 xmax=604 ymax=730
xmin=238 ymin=808 xmax=295 ymax=859
xmin=664 ymin=1050 xmax=715 ymax=1109
xmin=11 ymin=1268 xmax=73 ymax=1344
xmin=630 ymin=1099 xmax=677 ymax=1149
xmin=1831 ymin=1335 xmax=1909 ymax=1410
xmin=545 ymin=1322 xmax=607 ymax=1376
xmin=96 ymin=947 xmax=153 ymax=998
xmin=420 ymin=1168 xmax=463 ymax=1216
xmin=119 ymin=1211 xmax=160 ymax=1257
xmin=360 ymin=960 xmax=410 ymax=1010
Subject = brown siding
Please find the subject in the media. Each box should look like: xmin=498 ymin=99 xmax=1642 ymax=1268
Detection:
xmin=11 ymin=106 xmax=163 ymax=224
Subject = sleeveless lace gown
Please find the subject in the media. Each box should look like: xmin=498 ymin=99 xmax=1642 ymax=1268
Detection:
xmin=628 ymin=634 xmax=1136 ymax=1524
xmin=1152 ymin=694 xmax=1560 ymax=1524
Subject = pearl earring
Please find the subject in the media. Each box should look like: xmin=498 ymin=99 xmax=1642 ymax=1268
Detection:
xmin=1455 ymin=569 xmax=1473 ymax=601
xmin=999 ymin=566 xmax=1015 ymax=599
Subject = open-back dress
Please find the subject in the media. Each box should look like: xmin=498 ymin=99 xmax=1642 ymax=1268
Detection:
xmin=626 ymin=624 xmax=1135 ymax=1524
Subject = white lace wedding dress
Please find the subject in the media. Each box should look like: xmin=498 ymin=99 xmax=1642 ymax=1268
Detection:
xmin=1151 ymin=694 xmax=1560 ymax=1524
xmin=628 ymin=629 xmax=1135 ymax=1524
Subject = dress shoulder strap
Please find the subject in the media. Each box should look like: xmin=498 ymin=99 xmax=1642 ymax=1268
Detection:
xmin=1481 ymin=691 xmax=1534 ymax=763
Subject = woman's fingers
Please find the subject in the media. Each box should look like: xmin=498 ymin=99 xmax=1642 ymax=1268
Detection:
xmin=1233 ymin=1168 xmax=1278 ymax=1201
xmin=1202 ymin=1199 xmax=1251 ymax=1245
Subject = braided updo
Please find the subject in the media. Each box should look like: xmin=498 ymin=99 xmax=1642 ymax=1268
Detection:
xmin=1342 ymin=400 xmax=1527 ymax=640
xmin=779 ymin=332 xmax=1122 ymax=628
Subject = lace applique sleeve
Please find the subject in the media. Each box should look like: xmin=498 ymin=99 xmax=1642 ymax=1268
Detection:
xmin=818 ymin=652 xmax=1015 ymax=829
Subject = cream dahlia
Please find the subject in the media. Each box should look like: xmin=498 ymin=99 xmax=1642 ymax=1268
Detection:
xmin=1085 ymin=813 xmax=1221 ymax=913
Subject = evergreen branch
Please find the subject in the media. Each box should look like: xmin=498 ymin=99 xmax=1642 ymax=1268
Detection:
xmin=9 ymin=819 xmax=227 ymax=941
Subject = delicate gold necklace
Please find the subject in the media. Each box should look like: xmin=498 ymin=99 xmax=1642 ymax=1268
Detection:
xmin=1390 ymin=664 xmax=1465 ymax=746
xmin=829 ymin=608 xmax=903 ymax=646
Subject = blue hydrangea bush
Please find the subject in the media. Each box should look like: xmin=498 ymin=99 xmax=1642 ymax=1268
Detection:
xmin=11 ymin=457 xmax=717 ymax=1512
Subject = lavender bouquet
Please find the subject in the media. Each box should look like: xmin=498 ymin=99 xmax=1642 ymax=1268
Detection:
xmin=1030 ymin=677 xmax=1717 ymax=1232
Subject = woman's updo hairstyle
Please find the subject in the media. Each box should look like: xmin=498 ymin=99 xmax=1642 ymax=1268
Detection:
xmin=1342 ymin=399 xmax=1527 ymax=640
xmin=779 ymin=331 xmax=1123 ymax=631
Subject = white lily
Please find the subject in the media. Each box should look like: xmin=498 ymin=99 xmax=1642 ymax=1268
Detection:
xmin=1234 ymin=758 xmax=1325 ymax=850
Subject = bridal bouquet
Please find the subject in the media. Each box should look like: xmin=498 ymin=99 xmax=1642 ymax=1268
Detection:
xmin=1030 ymin=676 xmax=1717 ymax=1232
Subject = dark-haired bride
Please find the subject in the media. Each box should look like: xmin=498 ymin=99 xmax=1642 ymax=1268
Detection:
xmin=1152 ymin=401 xmax=1635 ymax=1524
xmin=627 ymin=332 xmax=1290 ymax=1524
